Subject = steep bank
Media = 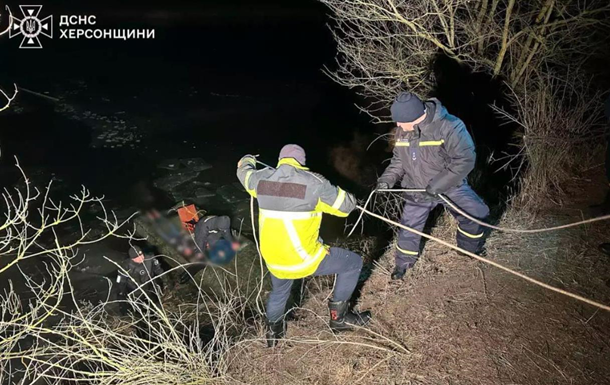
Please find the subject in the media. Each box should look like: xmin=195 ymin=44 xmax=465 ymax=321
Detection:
xmin=225 ymin=171 xmax=610 ymax=384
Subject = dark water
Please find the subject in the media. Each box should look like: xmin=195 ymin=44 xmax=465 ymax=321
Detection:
xmin=0 ymin=3 xmax=379 ymax=305
xmin=1 ymin=6 xmax=378 ymax=205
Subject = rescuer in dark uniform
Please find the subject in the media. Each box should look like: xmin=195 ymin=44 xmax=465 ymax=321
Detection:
xmin=116 ymin=245 xmax=164 ymax=315
xmin=178 ymin=215 xmax=240 ymax=283
xmin=377 ymin=92 xmax=490 ymax=280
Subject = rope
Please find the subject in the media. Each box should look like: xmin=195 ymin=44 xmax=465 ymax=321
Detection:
xmin=439 ymin=194 xmax=610 ymax=233
xmin=377 ymin=188 xmax=610 ymax=234
xmin=347 ymin=188 xmax=425 ymax=238
xmin=255 ymin=159 xmax=274 ymax=169
xmin=347 ymin=189 xmax=376 ymax=238
xmin=251 ymin=195 xmax=266 ymax=316
xmin=245 ymin=162 xmax=610 ymax=311
xmin=357 ymin=206 xmax=610 ymax=312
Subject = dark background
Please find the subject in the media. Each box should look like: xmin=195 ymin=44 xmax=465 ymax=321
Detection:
xmin=0 ymin=0 xmax=374 ymax=208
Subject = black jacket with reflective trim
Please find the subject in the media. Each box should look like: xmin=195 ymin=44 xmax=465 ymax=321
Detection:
xmin=117 ymin=256 xmax=163 ymax=292
xmin=194 ymin=215 xmax=234 ymax=251
xmin=378 ymin=99 xmax=476 ymax=200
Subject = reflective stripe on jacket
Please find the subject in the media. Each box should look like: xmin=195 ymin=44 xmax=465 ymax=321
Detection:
xmin=379 ymin=99 xmax=476 ymax=201
xmin=237 ymin=157 xmax=356 ymax=279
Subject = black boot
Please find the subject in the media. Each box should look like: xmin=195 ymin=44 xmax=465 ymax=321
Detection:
xmin=392 ymin=260 xmax=418 ymax=280
xmin=328 ymin=301 xmax=371 ymax=332
xmin=266 ymin=319 xmax=285 ymax=348
xmin=391 ymin=266 xmax=407 ymax=280
xmin=599 ymin=243 xmax=610 ymax=257
xmin=457 ymin=247 xmax=487 ymax=258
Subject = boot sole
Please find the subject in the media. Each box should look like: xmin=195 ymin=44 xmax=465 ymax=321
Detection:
xmin=330 ymin=317 xmax=372 ymax=332
xmin=330 ymin=322 xmax=370 ymax=332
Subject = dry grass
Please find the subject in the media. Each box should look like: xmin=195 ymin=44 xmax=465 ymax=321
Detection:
xmin=227 ymin=174 xmax=610 ymax=384
xmin=0 ymin=163 xmax=231 ymax=384
xmin=1 ymin=163 xmax=609 ymax=384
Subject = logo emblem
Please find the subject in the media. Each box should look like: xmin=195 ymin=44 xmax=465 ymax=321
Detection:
xmin=9 ymin=5 xmax=53 ymax=49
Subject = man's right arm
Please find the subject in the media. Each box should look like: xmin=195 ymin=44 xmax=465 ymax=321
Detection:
xmin=315 ymin=177 xmax=357 ymax=218
xmin=236 ymin=155 xmax=259 ymax=197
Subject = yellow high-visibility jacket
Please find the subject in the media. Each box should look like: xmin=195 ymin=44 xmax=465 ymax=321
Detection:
xmin=237 ymin=157 xmax=356 ymax=279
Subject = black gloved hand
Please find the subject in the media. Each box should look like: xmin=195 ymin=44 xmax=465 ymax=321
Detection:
xmin=424 ymin=185 xmax=440 ymax=200
xmin=376 ymin=181 xmax=390 ymax=190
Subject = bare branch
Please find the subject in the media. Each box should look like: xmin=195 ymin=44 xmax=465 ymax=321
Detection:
xmin=493 ymin=0 xmax=516 ymax=76
xmin=320 ymin=0 xmax=610 ymax=119
xmin=0 ymin=84 xmax=18 ymax=113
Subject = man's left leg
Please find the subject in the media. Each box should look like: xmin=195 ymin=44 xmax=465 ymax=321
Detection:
xmin=313 ymin=247 xmax=371 ymax=331
xmin=265 ymin=275 xmax=294 ymax=347
xmin=444 ymin=185 xmax=490 ymax=254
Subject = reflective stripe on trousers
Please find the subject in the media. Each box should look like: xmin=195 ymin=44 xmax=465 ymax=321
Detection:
xmin=396 ymin=184 xmax=489 ymax=269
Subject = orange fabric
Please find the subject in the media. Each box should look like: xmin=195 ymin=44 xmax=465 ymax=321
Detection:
xmin=177 ymin=204 xmax=199 ymax=232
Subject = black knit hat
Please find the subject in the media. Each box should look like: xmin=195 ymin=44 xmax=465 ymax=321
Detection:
xmin=391 ymin=92 xmax=425 ymax=123
xmin=128 ymin=245 xmax=143 ymax=259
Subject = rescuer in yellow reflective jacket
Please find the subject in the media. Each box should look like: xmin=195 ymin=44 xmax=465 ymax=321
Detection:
xmin=237 ymin=144 xmax=371 ymax=347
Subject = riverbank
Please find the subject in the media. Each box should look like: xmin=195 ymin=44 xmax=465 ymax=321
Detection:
xmin=225 ymin=171 xmax=610 ymax=385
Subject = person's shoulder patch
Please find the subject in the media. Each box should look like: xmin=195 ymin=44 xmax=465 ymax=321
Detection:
xmin=257 ymin=180 xmax=307 ymax=199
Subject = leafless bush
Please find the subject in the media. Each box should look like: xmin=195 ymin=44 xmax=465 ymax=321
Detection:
xmin=0 ymin=160 xmax=256 ymax=383
xmin=9 ymin=278 xmax=239 ymax=384
xmin=320 ymin=0 xmax=609 ymax=120
xmin=0 ymin=160 xmax=140 ymax=382
xmin=491 ymin=76 xmax=606 ymax=209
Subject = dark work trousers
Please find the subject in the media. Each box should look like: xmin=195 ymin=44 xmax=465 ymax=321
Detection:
xmin=266 ymin=247 xmax=363 ymax=323
xmin=395 ymin=184 xmax=489 ymax=270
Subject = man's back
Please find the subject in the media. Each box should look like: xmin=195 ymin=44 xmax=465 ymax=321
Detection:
xmin=237 ymin=156 xmax=356 ymax=279
xmin=194 ymin=215 xmax=233 ymax=250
